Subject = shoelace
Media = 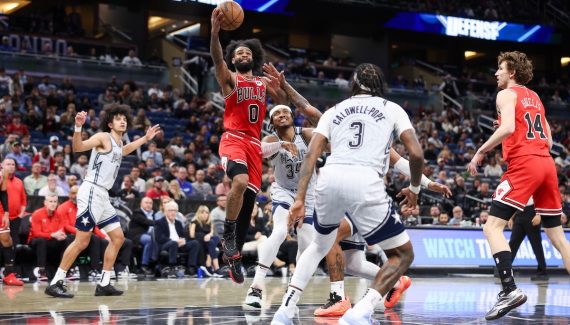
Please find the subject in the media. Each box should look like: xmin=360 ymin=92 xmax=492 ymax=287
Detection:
xmin=385 ymin=288 xmax=396 ymax=301
xmin=321 ymin=292 xmax=342 ymax=309
xmin=250 ymin=287 xmax=262 ymax=298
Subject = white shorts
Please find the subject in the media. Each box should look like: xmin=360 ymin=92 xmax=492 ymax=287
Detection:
xmin=315 ymin=165 xmax=409 ymax=250
xmin=76 ymin=182 xmax=120 ymax=232
xmin=271 ymin=183 xmax=315 ymax=225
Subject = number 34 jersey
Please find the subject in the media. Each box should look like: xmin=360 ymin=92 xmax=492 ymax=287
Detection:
xmin=498 ymin=85 xmax=550 ymax=163
xmin=314 ymin=94 xmax=413 ymax=176
xmin=223 ymin=74 xmax=267 ymax=139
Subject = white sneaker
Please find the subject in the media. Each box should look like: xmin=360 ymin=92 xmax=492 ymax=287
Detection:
xmin=243 ymin=287 xmax=262 ymax=310
xmin=339 ymin=307 xmax=378 ymax=325
xmin=485 ymin=288 xmax=527 ymax=320
xmin=270 ymin=306 xmax=297 ymax=325
xmin=117 ymin=267 xmax=138 ymax=279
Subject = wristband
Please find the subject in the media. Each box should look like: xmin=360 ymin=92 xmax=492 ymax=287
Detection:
xmin=421 ymin=176 xmax=432 ymax=188
xmin=409 ymin=184 xmax=421 ymax=194
xmin=74 ymin=125 xmax=82 ymax=132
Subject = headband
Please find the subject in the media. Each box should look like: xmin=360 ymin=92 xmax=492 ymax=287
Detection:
xmin=269 ymin=105 xmax=292 ymax=119
xmin=353 ymin=73 xmax=371 ymax=92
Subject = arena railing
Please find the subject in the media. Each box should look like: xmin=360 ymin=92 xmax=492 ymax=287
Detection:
xmin=0 ymin=50 xmax=168 ymax=87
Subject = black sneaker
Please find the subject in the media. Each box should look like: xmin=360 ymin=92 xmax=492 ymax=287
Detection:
xmin=95 ymin=284 xmax=124 ymax=296
xmin=485 ymin=288 xmax=527 ymax=320
xmin=45 ymin=280 xmax=74 ymax=298
xmin=221 ymin=238 xmax=244 ymax=284
xmin=141 ymin=266 xmax=154 ymax=277
xmin=222 ymin=244 xmax=244 ymax=284
xmin=530 ymin=273 xmax=549 ymax=281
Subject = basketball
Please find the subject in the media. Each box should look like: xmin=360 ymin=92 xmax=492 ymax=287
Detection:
xmin=218 ymin=1 xmax=244 ymax=31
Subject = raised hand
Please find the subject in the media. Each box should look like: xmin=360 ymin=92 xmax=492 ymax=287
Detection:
xmin=211 ymin=7 xmax=224 ymax=34
xmin=75 ymin=111 xmax=87 ymax=127
xmin=145 ymin=124 xmax=161 ymax=142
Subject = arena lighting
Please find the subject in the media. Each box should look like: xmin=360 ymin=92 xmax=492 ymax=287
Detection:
xmin=385 ymin=12 xmax=555 ymax=44
xmin=562 ymin=57 xmax=570 ymax=67
xmin=464 ymin=51 xmax=478 ymax=59
xmin=0 ymin=1 xmax=30 ymax=14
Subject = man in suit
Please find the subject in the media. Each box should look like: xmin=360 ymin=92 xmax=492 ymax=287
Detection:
xmin=127 ymin=197 xmax=156 ymax=276
xmin=155 ymin=201 xmax=200 ymax=277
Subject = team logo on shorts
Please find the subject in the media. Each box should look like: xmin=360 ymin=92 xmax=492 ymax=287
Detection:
xmin=494 ymin=180 xmax=511 ymax=199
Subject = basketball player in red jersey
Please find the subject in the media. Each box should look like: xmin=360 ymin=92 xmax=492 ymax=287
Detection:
xmin=210 ymin=8 xmax=286 ymax=284
xmin=468 ymin=51 xmax=570 ymax=320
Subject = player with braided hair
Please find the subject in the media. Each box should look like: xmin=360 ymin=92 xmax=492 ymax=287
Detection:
xmin=272 ymin=63 xmax=424 ymax=324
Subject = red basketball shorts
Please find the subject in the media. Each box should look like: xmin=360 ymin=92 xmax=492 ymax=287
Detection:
xmin=493 ymin=155 xmax=562 ymax=216
xmin=219 ymin=131 xmax=262 ymax=193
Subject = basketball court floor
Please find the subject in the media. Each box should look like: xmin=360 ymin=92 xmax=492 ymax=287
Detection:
xmin=0 ymin=275 xmax=568 ymax=324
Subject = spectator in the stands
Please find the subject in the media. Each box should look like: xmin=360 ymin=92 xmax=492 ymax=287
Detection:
xmin=204 ymin=164 xmax=221 ymax=188
xmin=55 ymin=165 xmax=70 ymax=195
xmin=70 ymin=154 xmax=88 ymax=180
xmin=118 ymin=175 xmax=140 ymax=200
xmin=483 ymin=156 xmax=503 ymax=177
xmin=438 ymin=213 xmax=449 ymax=226
xmin=37 ymin=76 xmax=56 ymax=96
xmin=6 ymin=113 xmax=29 ymax=137
xmin=62 ymin=144 xmax=73 ymax=169
xmin=122 ymin=49 xmax=143 ymax=67
xmin=120 ymin=167 xmax=146 ymax=193
xmin=98 ymin=87 xmax=117 ymax=107
xmin=210 ymin=195 xmax=226 ymax=237
xmin=28 ymin=194 xmax=68 ymax=281
xmin=429 ymin=205 xmax=441 ymax=225
xmin=146 ymin=176 xmax=169 ymax=199
xmin=133 ymin=108 xmax=151 ymax=132
xmin=21 ymin=135 xmax=37 ymax=160
xmin=189 ymin=205 xmax=222 ymax=277
xmin=0 ymin=36 xmax=13 ymax=52
xmin=168 ymin=179 xmax=186 ymax=200
xmin=33 ymin=146 xmax=55 ymax=174
xmin=59 ymin=103 xmax=76 ymax=135
xmin=6 ymin=141 xmax=31 ymax=171
xmin=38 ymin=174 xmax=65 ymax=197
xmin=215 ymin=174 xmax=231 ymax=196
xmin=48 ymin=136 xmax=63 ymax=156
xmin=155 ymin=201 xmax=200 ymax=277
xmin=478 ymin=210 xmax=489 ymax=226
xmin=60 ymin=77 xmax=76 ymax=93
xmin=127 ymin=197 xmax=156 ymax=276
xmin=164 ymin=162 xmax=178 ymax=182
xmin=192 ymin=170 xmax=213 ymax=198
xmin=142 ymin=142 xmax=163 ymax=167
xmin=334 ymin=73 xmax=349 ymax=88
xmin=24 ymin=162 xmax=48 ymax=195
xmin=186 ymin=163 xmax=197 ymax=183
xmin=449 ymin=206 xmax=466 ymax=226
xmin=0 ymin=134 xmax=17 ymax=157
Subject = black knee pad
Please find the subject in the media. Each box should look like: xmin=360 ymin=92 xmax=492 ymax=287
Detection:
xmin=489 ymin=201 xmax=518 ymax=221
xmin=542 ymin=215 xmax=562 ymax=228
xmin=226 ymin=160 xmax=249 ymax=180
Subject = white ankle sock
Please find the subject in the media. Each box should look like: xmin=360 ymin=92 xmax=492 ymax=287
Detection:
xmin=50 ymin=268 xmax=67 ymax=285
xmin=331 ymin=281 xmax=345 ymax=299
xmin=251 ymin=265 xmax=269 ymax=289
xmin=281 ymin=286 xmax=302 ymax=316
xmin=100 ymin=270 xmax=112 ymax=286
xmin=393 ymin=279 xmax=401 ymax=289
xmin=353 ymin=288 xmax=382 ymax=315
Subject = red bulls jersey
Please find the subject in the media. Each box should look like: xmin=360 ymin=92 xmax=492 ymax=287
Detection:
xmin=223 ymin=74 xmax=267 ymax=139
xmin=499 ymin=85 xmax=550 ymax=162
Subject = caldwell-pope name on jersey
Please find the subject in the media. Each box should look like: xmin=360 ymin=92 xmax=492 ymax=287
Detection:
xmin=333 ymin=105 xmax=385 ymax=125
xmin=236 ymin=86 xmax=266 ymax=103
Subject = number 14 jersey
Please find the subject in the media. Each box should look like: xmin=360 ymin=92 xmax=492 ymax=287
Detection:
xmin=223 ymin=74 xmax=267 ymax=139
xmin=499 ymin=85 xmax=550 ymax=163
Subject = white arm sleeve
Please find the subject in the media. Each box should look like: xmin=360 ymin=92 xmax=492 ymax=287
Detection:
xmin=262 ymin=141 xmax=283 ymax=158
xmin=394 ymin=157 xmax=432 ymax=188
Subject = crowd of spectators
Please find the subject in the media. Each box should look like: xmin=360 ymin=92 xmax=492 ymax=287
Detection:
xmin=0 ymin=40 xmax=569 ymax=282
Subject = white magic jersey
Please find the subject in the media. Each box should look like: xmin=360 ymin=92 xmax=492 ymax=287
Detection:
xmin=314 ymin=95 xmax=413 ymax=175
xmin=84 ymin=133 xmax=123 ymax=190
xmin=269 ymin=127 xmax=316 ymax=194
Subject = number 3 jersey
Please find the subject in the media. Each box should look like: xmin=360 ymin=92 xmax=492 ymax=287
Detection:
xmin=224 ymin=74 xmax=267 ymax=139
xmin=268 ymin=127 xmax=317 ymax=215
xmin=314 ymin=94 xmax=413 ymax=176
xmin=84 ymin=133 xmax=123 ymax=190
xmin=499 ymin=85 xmax=550 ymax=162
